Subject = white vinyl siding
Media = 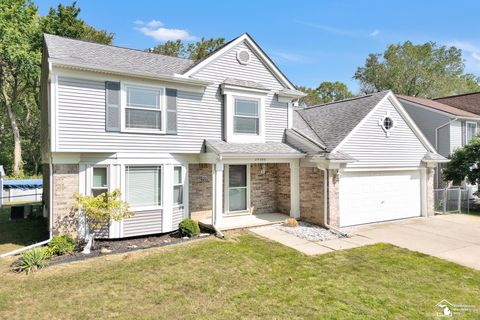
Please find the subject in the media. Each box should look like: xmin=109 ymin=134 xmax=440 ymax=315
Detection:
xmin=123 ymin=209 xmax=163 ymax=237
xmin=192 ymin=41 xmax=288 ymax=142
xmin=339 ymin=98 xmax=428 ymax=168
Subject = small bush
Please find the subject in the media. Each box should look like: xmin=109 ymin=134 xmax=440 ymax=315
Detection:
xmin=48 ymin=235 xmax=75 ymax=256
xmin=283 ymin=218 xmax=299 ymax=227
xmin=13 ymin=247 xmax=50 ymax=274
xmin=179 ymin=219 xmax=200 ymax=237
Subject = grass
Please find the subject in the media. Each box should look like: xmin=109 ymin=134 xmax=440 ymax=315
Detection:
xmin=0 ymin=233 xmax=479 ymax=319
xmin=0 ymin=206 xmax=48 ymax=255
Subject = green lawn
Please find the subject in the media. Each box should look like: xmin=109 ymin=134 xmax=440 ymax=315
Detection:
xmin=0 ymin=233 xmax=479 ymax=319
xmin=0 ymin=206 xmax=48 ymax=254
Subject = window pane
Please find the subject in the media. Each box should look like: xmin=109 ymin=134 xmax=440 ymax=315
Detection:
xmin=126 ymin=167 xmax=161 ymax=207
xmin=174 ymin=185 xmax=183 ymax=205
xmin=92 ymin=188 xmax=108 ymax=197
xmin=174 ymin=167 xmax=182 ymax=184
xmin=126 ymin=108 xmax=161 ymax=130
xmin=234 ymin=117 xmax=259 ymax=134
xmin=93 ymin=168 xmax=107 ymax=188
xmin=235 ymin=99 xmax=258 ymax=116
xmin=127 ymin=87 xmax=161 ymax=109
xmin=467 ymin=123 xmax=477 ymax=141
xmin=229 ymin=165 xmax=247 ymax=188
xmin=229 ymin=188 xmax=247 ymax=211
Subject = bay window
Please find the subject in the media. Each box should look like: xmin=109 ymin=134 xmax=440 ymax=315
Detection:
xmin=173 ymin=166 xmax=184 ymax=205
xmin=125 ymin=86 xmax=163 ymax=131
xmin=126 ymin=166 xmax=162 ymax=208
xmin=92 ymin=167 xmax=108 ymax=197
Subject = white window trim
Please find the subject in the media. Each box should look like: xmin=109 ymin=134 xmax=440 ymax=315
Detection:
xmin=91 ymin=166 xmax=109 ymax=195
xmin=224 ymin=164 xmax=251 ymax=215
xmin=466 ymin=121 xmax=478 ymax=143
xmin=120 ymin=82 xmax=167 ymax=134
xmin=173 ymin=165 xmax=185 ymax=207
xmin=223 ymin=88 xmax=266 ymax=143
xmin=125 ymin=165 xmax=164 ymax=211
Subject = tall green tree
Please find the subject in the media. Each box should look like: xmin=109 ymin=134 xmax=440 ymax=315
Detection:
xmin=0 ymin=0 xmax=40 ymax=176
xmin=354 ymin=41 xmax=480 ymax=98
xmin=442 ymin=137 xmax=480 ymax=185
xmin=147 ymin=37 xmax=225 ymax=60
xmin=298 ymin=81 xmax=354 ymax=106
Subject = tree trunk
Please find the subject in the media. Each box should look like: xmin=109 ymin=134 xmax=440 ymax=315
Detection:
xmin=5 ymin=102 xmax=22 ymax=177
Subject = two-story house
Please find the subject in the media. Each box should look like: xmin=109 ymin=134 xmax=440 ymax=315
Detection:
xmin=398 ymin=95 xmax=480 ymax=191
xmin=41 ymin=33 xmax=445 ymax=239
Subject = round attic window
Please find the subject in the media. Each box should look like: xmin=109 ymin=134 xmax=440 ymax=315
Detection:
xmin=383 ymin=117 xmax=394 ymax=130
xmin=236 ymin=49 xmax=251 ymax=65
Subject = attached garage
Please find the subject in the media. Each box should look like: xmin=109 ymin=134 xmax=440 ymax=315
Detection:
xmin=338 ymin=170 xmax=422 ymax=227
xmin=289 ymin=91 xmax=448 ymax=229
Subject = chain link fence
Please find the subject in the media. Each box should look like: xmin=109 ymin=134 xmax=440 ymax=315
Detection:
xmin=434 ymin=187 xmax=470 ymax=214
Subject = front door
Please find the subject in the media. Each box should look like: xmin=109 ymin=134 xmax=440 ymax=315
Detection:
xmin=227 ymin=165 xmax=248 ymax=213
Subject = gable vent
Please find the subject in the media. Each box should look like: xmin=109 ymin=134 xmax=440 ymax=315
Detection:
xmin=236 ymin=49 xmax=251 ymax=65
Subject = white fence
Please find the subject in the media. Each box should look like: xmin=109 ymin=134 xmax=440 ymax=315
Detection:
xmin=434 ymin=187 xmax=470 ymax=214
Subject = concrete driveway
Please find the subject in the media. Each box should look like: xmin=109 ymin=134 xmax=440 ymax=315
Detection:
xmin=347 ymin=214 xmax=480 ymax=270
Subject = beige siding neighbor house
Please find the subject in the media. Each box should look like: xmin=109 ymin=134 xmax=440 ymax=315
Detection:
xmin=41 ymin=33 xmax=446 ymax=239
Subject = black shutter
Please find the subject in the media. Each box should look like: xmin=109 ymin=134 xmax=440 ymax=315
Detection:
xmin=105 ymin=81 xmax=121 ymax=132
xmin=166 ymin=88 xmax=177 ymax=134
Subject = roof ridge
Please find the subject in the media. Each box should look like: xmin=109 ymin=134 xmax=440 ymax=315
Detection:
xmin=397 ymin=94 xmax=480 ymax=118
xmin=294 ymin=110 xmax=329 ymax=149
xmin=44 ymin=33 xmax=194 ymax=63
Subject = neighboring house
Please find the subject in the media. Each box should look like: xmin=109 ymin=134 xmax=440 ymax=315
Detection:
xmin=435 ymin=92 xmax=480 ymax=115
xmin=398 ymin=95 xmax=480 ymax=190
xmin=41 ymin=33 xmax=446 ymax=239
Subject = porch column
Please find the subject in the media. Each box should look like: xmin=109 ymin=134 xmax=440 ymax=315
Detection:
xmin=290 ymin=160 xmax=300 ymax=218
xmin=212 ymin=162 xmax=224 ymax=227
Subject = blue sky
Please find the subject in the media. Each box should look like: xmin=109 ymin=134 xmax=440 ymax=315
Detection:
xmin=36 ymin=0 xmax=480 ymax=92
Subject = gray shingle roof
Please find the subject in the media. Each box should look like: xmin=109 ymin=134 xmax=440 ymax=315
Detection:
xmin=423 ymin=152 xmax=448 ymax=162
xmin=205 ymin=140 xmax=303 ymax=156
xmin=44 ymin=34 xmax=194 ymax=76
xmin=223 ymin=78 xmax=268 ymax=90
xmin=277 ymin=88 xmax=307 ymax=97
xmin=295 ymin=91 xmax=389 ymax=150
xmin=291 ymin=112 xmax=326 ymax=148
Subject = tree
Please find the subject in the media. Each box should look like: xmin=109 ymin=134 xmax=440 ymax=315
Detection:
xmin=40 ymin=2 xmax=113 ymax=45
xmin=317 ymin=81 xmax=354 ymax=103
xmin=297 ymin=81 xmax=354 ymax=106
xmin=74 ymin=189 xmax=134 ymax=254
xmin=147 ymin=37 xmax=225 ymax=60
xmin=354 ymin=41 xmax=480 ymax=98
xmin=0 ymin=0 xmax=40 ymax=176
xmin=442 ymin=137 xmax=480 ymax=186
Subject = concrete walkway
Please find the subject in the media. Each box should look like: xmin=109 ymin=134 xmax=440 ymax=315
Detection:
xmin=251 ymin=214 xmax=480 ymax=270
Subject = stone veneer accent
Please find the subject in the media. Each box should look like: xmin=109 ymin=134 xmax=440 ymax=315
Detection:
xmin=299 ymin=167 xmax=325 ymax=225
xmin=52 ymin=164 xmax=79 ymax=238
xmin=250 ymin=163 xmax=290 ymax=215
xmin=189 ymin=164 xmax=213 ymax=221
xmin=327 ymin=169 xmax=341 ymax=228
xmin=427 ymin=168 xmax=435 ymax=217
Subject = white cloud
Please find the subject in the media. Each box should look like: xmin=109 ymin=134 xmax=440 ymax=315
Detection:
xmin=447 ymin=40 xmax=480 ymax=72
xmin=370 ymin=29 xmax=380 ymax=37
xmin=271 ymin=51 xmax=303 ymax=62
xmin=134 ymin=20 xmax=196 ymax=42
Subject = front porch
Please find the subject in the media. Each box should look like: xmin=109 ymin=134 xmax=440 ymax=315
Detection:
xmin=200 ymin=212 xmax=288 ymax=230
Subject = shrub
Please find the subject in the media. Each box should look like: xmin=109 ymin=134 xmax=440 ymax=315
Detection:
xmin=283 ymin=218 xmax=299 ymax=227
xmin=48 ymin=235 xmax=75 ymax=256
xmin=13 ymin=247 xmax=50 ymax=274
xmin=179 ymin=218 xmax=200 ymax=237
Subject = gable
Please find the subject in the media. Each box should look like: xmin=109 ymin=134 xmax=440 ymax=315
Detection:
xmin=338 ymin=97 xmax=428 ymax=168
xmin=192 ymin=40 xmax=286 ymax=91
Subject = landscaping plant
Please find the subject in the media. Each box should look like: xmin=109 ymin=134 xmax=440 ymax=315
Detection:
xmin=47 ymin=235 xmax=75 ymax=256
xmin=179 ymin=218 xmax=200 ymax=237
xmin=13 ymin=247 xmax=50 ymax=274
xmin=74 ymin=189 xmax=134 ymax=254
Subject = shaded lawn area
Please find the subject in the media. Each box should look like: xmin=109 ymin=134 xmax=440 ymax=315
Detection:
xmin=1 ymin=234 xmax=480 ymax=319
xmin=0 ymin=206 xmax=48 ymax=255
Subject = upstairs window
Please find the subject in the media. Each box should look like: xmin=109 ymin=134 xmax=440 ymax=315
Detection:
xmin=234 ymin=98 xmax=259 ymax=134
xmin=125 ymin=86 xmax=163 ymax=131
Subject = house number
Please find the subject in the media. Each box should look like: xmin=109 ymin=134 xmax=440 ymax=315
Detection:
xmin=254 ymin=158 xmax=267 ymax=162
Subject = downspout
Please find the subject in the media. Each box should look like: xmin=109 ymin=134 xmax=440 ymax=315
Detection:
xmin=0 ymin=159 xmax=54 ymax=258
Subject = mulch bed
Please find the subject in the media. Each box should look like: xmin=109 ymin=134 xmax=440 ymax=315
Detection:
xmin=48 ymin=229 xmax=213 ymax=267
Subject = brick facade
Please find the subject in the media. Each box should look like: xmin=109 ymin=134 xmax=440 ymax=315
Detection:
xmin=299 ymin=167 xmax=325 ymax=225
xmin=250 ymin=163 xmax=290 ymax=215
xmin=327 ymin=169 xmax=341 ymax=228
xmin=52 ymin=164 xmax=79 ymax=237
xmin=276 ymin=163 xmax=291 ymax=214
xmin=189 ymin=164 xmax=213 ymax=221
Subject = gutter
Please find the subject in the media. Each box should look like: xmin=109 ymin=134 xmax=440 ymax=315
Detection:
xmin=0 ymin=158 xmax=54 ymax=258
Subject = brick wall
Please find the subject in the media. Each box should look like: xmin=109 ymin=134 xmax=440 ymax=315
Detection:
xmin=52 ymin=164 xmax=79 ymax=238
xmin=250 ymin=164 xmax=280 ymax=214
xmin=299 ymin=167 xmax=325 ymax=225
xmin=189 ymin=164 xmax=213 ymax=221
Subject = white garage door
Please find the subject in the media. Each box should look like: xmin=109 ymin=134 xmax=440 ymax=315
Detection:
xmin=339 ymin=170 xmax=422 ymax=227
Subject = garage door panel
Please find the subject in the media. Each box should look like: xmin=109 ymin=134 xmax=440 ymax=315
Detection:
xmin=339 ymin=170 xmax=421 ymax=227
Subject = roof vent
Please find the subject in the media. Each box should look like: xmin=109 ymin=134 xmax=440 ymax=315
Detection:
xmin=236 ymin=49 xmax=251 ymax=65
